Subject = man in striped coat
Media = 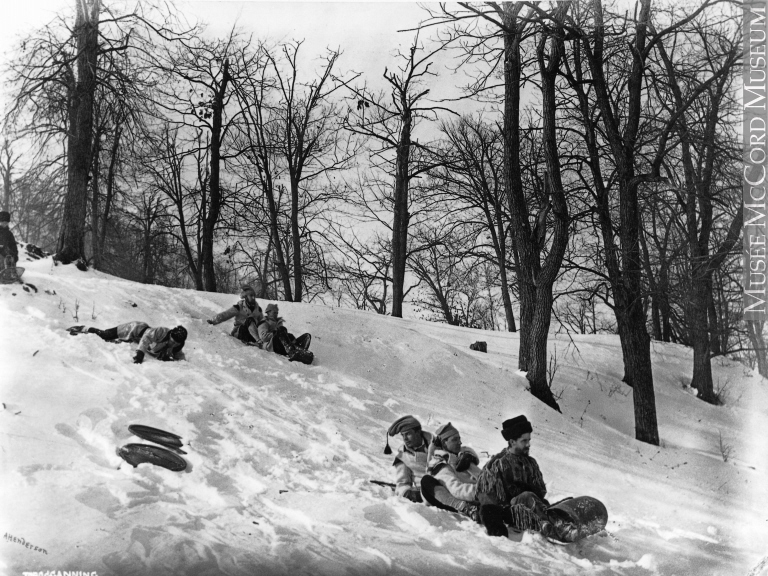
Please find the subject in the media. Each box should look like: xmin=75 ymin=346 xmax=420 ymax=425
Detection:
xmin=474 ymin=415 xmax=552 ymax=537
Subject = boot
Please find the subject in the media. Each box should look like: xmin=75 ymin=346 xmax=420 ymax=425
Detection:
xmin=67 ymin=326 xmax=86 ymax=336
xmin=294 ymin=333 xmax=311 ymax=350
xmin=479 ymin=504 xmax=509 ymax=537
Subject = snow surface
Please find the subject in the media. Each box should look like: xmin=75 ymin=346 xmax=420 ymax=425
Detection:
xmin=1 ymin=255 xmax=767 ymax=576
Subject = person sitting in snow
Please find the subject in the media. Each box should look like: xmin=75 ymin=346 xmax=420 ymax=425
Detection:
xmin=257 ymin=303 xmax=311 ymax=358
xmin=474 ymin=415 xmax=553 ymax=537
xmin=0 ymin=210 xmax=19 ymax=269
xmin=68 ymin=321 xmax=150 ymax=343
xmin=384 ymin=415 xmax=432 ymax=503
xmin=132 ymin=325 xmax=188 ymax=364
xmin=207 ymin=285 xmax=264 ymax=346
xmin=419 ymin=422 xmax=482 ymax=521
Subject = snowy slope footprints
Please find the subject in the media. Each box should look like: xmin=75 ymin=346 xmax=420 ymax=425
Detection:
xmin=117 ymin=424 xmax=188 ymax=471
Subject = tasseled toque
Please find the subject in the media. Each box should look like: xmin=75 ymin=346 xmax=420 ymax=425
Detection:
xmin=384 ymin=415 xmax=422 ymax=454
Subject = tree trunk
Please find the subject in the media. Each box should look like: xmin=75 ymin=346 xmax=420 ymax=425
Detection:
xmin=689 ymin=273 xmax=716 ymax=401
xmin=502 ymin=4 xmax=533 ymax=368
xmin=90 ymin=131 xmax=101 ymax=268
xmin=706 ymin=276 xmax=722 ymax=356
xmin=96 ymin=124 xmax=121 ymax=270
xmin=57 ymin=0 xmax=100 ymax=265
xmin=499 ymin=266 xmax=517 ymax=333
xmin=391 ymin=106 xmax=412 ymax=318
xmin=495 ymin=209 xmax=517 ymax=332
xmin=290 ymin=174 xmax=303 ymax=302
xmin=2 ymin=143 xmax=11 ymax=211
xmin=576 ymin=0 xmax=659 ymax=444
xmin=659 ymin=264 xmax=673 ymax=342
xmin=523 ymin=11 xmax=571 ymax=413
xmin=265 ymin=184 xmax=293 ymax=300
xmin=747 ymin=320 xmax=768 ymax=378
xmin=615 ymin=298 xmax=659 ymax=444
xmin=201 ymin=59 xmax=231 ymax=292
xmin=142 ymin=216 xmax=153 ymax=283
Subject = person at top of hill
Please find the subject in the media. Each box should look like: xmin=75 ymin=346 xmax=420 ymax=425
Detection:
xmin=473 ymin=415 xmax=553 ymax=537
xmin=257 ymin=303 xmax=311 ymax=358
xmin=207 ymin=285 xmax=264 ymax=346
xmin=0 ymin=211 xmax=19 ymax=269
xmin=419 ymin=422 xmax=482 ymax=521
xmin=132 ymin=325 xmax=188 ymax=364
xmin=384 ymin=415 xmax=433 ymax=503
xmin=67 ymin=321 xmax=150 ymax=343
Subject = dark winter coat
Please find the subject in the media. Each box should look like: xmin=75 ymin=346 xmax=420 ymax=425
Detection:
xmin=474 ymin=447 xmax=547 ymax=506
xmin=0 ymin=227 xmax=18 ymax=265
xmin=209 ymin=299 xmax=264 ymax=337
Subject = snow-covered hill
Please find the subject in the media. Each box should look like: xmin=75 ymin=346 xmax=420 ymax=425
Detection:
xmin=1 ymin=258 xmax=766 ymax=576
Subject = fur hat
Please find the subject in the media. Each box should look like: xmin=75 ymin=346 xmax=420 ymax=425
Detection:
xmin=434 ymin=422 xmax=459 ymax=445
xmin=501 ymin=415 xmax=532 ymax=441
xmin=0 ymin=211 xmax=9 ymax=223
xmin=384 ymin=415 xmax=422 ymax=454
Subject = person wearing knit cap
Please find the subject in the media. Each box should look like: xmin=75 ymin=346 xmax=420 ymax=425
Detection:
xmin=473 ymin=415 xmax=552 ymax=538
xmin=256 ymin=303 xmax=311 ymax=357
xmin=385 ymin=415 xmax=432 ymax=503
xmin=207 ymin=285 xmax=265 ymax=346
xmin=419 ymin=422 xmax=483 ymax=522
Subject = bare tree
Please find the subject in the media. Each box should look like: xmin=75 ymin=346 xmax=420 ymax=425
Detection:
xmin=344 ymin=34 xmax=453 ymax=317
xmin=5 ymin=0 xmax=195 ymax=266
xmin=652 ymin=14 xmax=742 ymax=403
xmin=429 ymin=115 xmax=517 ymax=331
xmin=263 ymin=41 xmax=358 ymax=302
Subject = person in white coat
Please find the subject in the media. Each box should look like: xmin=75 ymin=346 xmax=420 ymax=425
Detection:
xmin=384 ymin=415 xmax=433 ymax=503
xmin=420 ymin=422 xmax=482 ymax=521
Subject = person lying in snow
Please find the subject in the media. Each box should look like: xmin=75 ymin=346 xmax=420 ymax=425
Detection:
xmin=257 ymin=303 xmax=311 ymax=358
xmin=132 ymin=325 xmax=187 ymax=364
xmin=419 ymin=422 xmax=482 ymax=521
xmin=207 ymin=285 xmax=264 ymax=346
xmin=68 ymin=321 xmax=150 ymax=342
xmin=384 ymin=415 xmax=433 ymax=503
xmin=474 ymin=415 xmax=554 ymax=537
xmin=70 ymin=322 xmax=187 ymax=363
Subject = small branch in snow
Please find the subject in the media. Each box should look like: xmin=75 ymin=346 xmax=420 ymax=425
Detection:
xmin=718 ymin=430 xmax=733 ymax=463
xmin=579 ymin=400 xmax=590 ymax=428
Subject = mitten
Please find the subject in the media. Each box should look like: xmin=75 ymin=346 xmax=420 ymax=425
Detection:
xmin=133 ymin=350 xmax=145 ymax=364
xmin=206 ymin=319 xmax=214 ymax=325
xmin=431 ymin=436 xmax=443 ymax=449
xmin=455 ymin=450 xmax=480 ymax=472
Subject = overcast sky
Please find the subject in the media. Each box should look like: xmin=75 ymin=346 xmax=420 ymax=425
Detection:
xmin=1 ymin=1 xmax=485 ymax=119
